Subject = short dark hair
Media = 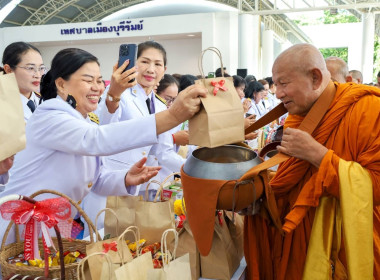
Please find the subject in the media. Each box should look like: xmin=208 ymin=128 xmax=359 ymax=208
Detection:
xmin=244 ymin=75 xmax=256 ymax=84
xmin=179 ymin=74 xmax=198 ymax=91
xmin=245 ymin=81 xmax=264 ymax=99
xmin=41 ymin=48 xmax=99 ymax=101
xmin=137 ymin=41 xmax=167 ymax=66
xmin=264 ymin=77 xmax=274 ymax=87
xmin=157 ymin=74 xmax=179 ymax=95
xmin=215 ymin=67 xmax=227 ymax=77
xmin=377 ymin=71 xmax=380 ymax=78
xmin=2 ymin=41 xmax=41 ymax=69
xmin=233 ymin=75 xmax=246 ymax=89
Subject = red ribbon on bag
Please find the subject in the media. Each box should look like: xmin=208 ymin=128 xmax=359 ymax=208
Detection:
xmin=103 ymin=241 xmax=118 ymax=253
xmin=210 ymin=79 xmax=227 ymax=96
xmin=0 ymin=198 xmax=71 ymax=260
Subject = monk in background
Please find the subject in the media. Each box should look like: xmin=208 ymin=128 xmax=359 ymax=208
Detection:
xmin=244 ymin=43 xmax=380 ymax=279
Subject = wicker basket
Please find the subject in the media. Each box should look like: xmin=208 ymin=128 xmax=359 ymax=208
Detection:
xmin=0 ymin=189 xmax=97 ymax=280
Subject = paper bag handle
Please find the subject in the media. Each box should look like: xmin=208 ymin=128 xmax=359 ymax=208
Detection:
xmin=117 ymin=226 xmax=141 ymax=257
xmin=95 ymin=208 xmax=120 ymax=241
xmin=161 ymin=229 xmax=179 ymax=267
xmin=145 ymin=172 xmax=181 ymax=202
xmin=198 ymin=47 xmax=225 ymax=79
xmin=77 ymin=252 xmax=113 ymax=280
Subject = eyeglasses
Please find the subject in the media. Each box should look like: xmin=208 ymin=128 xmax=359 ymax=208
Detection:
xmin=15 ymin=65 xmax=48 ymax=75
xmin=164 ymin=97 xmax=176 ymax=105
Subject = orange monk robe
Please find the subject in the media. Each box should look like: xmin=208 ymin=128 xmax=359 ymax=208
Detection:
xmin=244 ymin=82 xmax=380 ymax=280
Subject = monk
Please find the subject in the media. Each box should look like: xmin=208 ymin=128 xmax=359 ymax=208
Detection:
xmin=244 ymin=44 xmax=380 ymax=279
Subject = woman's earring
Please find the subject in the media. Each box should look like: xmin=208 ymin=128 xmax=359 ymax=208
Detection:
xmin=66 ymin=94 xmax=77 ymax=109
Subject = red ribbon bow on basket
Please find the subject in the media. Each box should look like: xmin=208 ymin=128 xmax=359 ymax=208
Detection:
xmin=0 ymin=197 xmax=71 ymax=260
xmin=210 ymin=79 xmax=227 ymax=96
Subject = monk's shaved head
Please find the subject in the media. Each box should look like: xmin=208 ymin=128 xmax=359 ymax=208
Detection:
xmin=349 ymin=70 xmax=363 ymax=84
xmin=325 ymin=56 xmax=350 ymax=83
xmin=273 ymin=43 xmax=329 ymax=77
xmin=272 ymin=44 xmax=332 ymax=116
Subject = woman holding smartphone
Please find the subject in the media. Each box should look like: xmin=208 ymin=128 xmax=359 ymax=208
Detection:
xmin=0 ymin=47 xmax=206 ymax=243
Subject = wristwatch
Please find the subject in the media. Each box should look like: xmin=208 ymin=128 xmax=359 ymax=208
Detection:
xmin=106 ymin=93 xmax=121 ymax=102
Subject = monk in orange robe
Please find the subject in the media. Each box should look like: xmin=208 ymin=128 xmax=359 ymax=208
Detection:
xmin=244 ymin=43 xmax=380 ymax=279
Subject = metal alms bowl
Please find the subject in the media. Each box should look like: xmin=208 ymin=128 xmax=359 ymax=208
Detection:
xmin=183 ymin=145 xmax=262 ymax=180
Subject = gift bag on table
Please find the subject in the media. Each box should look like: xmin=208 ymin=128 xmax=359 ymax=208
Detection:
xmin=189 ymin=47 xmax=244 ymax=148
xmin=86 ymin=209 xmax=133 ymax=280
xmin=134 ymin=179 xmax=176 ymax=244
xmin=114 ymin=226 xmax=154 ymax=280
xmin=200 ymin=211 xmax=240 ymax=280
xmin=0 ymin=73 xmax=26 ymax=161
xmin=169 ymin=220 xmax=200 ymax=280
xmin=77 ymin=252 xmax=114 ymax=280
xmin=104 ymin=195 xmax=139 ymax=239
xmin=147 ymin=229 xmax=191 ymax=280
xmin=225 ymin=211 xmax=245 ymax=260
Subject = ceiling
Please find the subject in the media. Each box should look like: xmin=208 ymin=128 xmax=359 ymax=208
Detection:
xmin=0 ymin=0 xmax=379 ymax=44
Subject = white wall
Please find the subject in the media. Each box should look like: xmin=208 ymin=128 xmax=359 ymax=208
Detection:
xmin=37 ymin=37 xmax=202 ymax=80
xmin=0 ymin=12 xmax=238 ymax=79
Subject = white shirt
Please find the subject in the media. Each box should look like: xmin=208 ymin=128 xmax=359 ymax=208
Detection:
xmin=21 ymin=92 xmax=41 ymax=122
xmin=0 ymin=96 xmax=159 ymax=244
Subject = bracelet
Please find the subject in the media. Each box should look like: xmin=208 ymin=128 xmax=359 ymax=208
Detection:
xmin=107 ymin=93 xmax=121 ymax=102
xmin=172 ymin=134 xmax=176 ymax=144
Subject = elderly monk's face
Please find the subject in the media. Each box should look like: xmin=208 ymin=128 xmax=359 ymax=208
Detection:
xmin=272 ymin=63 xmax=318 ymax=116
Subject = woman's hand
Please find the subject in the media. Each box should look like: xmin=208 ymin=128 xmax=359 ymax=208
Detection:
xmin=107 ymin=60 xmax=138 ymax=98
xmin=125 ymin=157 xmax=161 ymax=186
xmin=245 ymin=131 xmax=258 ymax=140
xmin=168 ymin=84 xmax=208 ymax=124
xmin=244 ymin=114 xmax=256 ymax=129
xmin=0 ymin=155 xmax=14 ymax=175
xmin=243 ymin=99 xmax=251 ymax=113
xmin=173 ymin=130 xmax=189 ymax=146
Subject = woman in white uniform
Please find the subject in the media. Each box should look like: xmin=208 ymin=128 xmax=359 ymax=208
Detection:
xmin=0 ymin=42 xmax=47 ymax=185
xmin=81 ymin=42 xmax=193 ymax=234
xmin=245 ymin=81 xmax=266 ymax=120
xmin=0 ymin=48 xmax=207 ymax=244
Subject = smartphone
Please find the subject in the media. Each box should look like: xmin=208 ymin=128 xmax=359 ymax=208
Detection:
xmin=245 ymin=113 xmax=253 ymax=117
xmin=208 ymin=72 xmax=215 ymax=78
xmin=118 ymin=44 xmax=137 ymax=76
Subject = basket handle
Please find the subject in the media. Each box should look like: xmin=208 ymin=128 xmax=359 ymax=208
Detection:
xmin=0 ymin=193 xmax=66 ymax=279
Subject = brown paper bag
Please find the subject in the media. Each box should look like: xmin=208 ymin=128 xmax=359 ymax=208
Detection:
xmin=170 ymin=221 xmax=200 ymax=280
xmin=147 ymin=229 xmax=191 ymax=280
xmin=225 ymin=211 xmax=245 ymax=260
xmin=200 ymin=212 xmax=240 ymax=280
xmin=0 ymin=73 xmax=26 ymax=161
xmin=114 ymin=251 xmax=154 ymax=280
xmin=189 ymin=47 xmax=244 ymax=148
xmin=77 ymin=252 xmax=114 ymax=280
xmin=135 ymin=180 xmax=176 ymax=244
xmin=105 ymin=195 xmax=139 ymax=238
xmin=86 ymin=209 xmax=133 ymax=280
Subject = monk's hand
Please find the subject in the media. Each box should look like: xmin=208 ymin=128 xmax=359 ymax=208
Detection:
xmin=277 ymin=127 xmax=328 ymax=168
xmin=0 ymin=155 xmax=14 ymax=175
xmin=125 ymin=157 xmax=161 ymax=186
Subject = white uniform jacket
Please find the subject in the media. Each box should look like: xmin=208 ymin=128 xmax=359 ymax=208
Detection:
xmin=81 ymin=85 xmax=185 ymax=236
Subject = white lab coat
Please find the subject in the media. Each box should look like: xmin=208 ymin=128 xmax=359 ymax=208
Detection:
xmin=0 ymin=96 xmax=159 ymax=245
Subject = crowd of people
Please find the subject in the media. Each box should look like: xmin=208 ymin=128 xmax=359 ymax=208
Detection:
xmin=0 ymin=40 xmax=379 ymax=279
